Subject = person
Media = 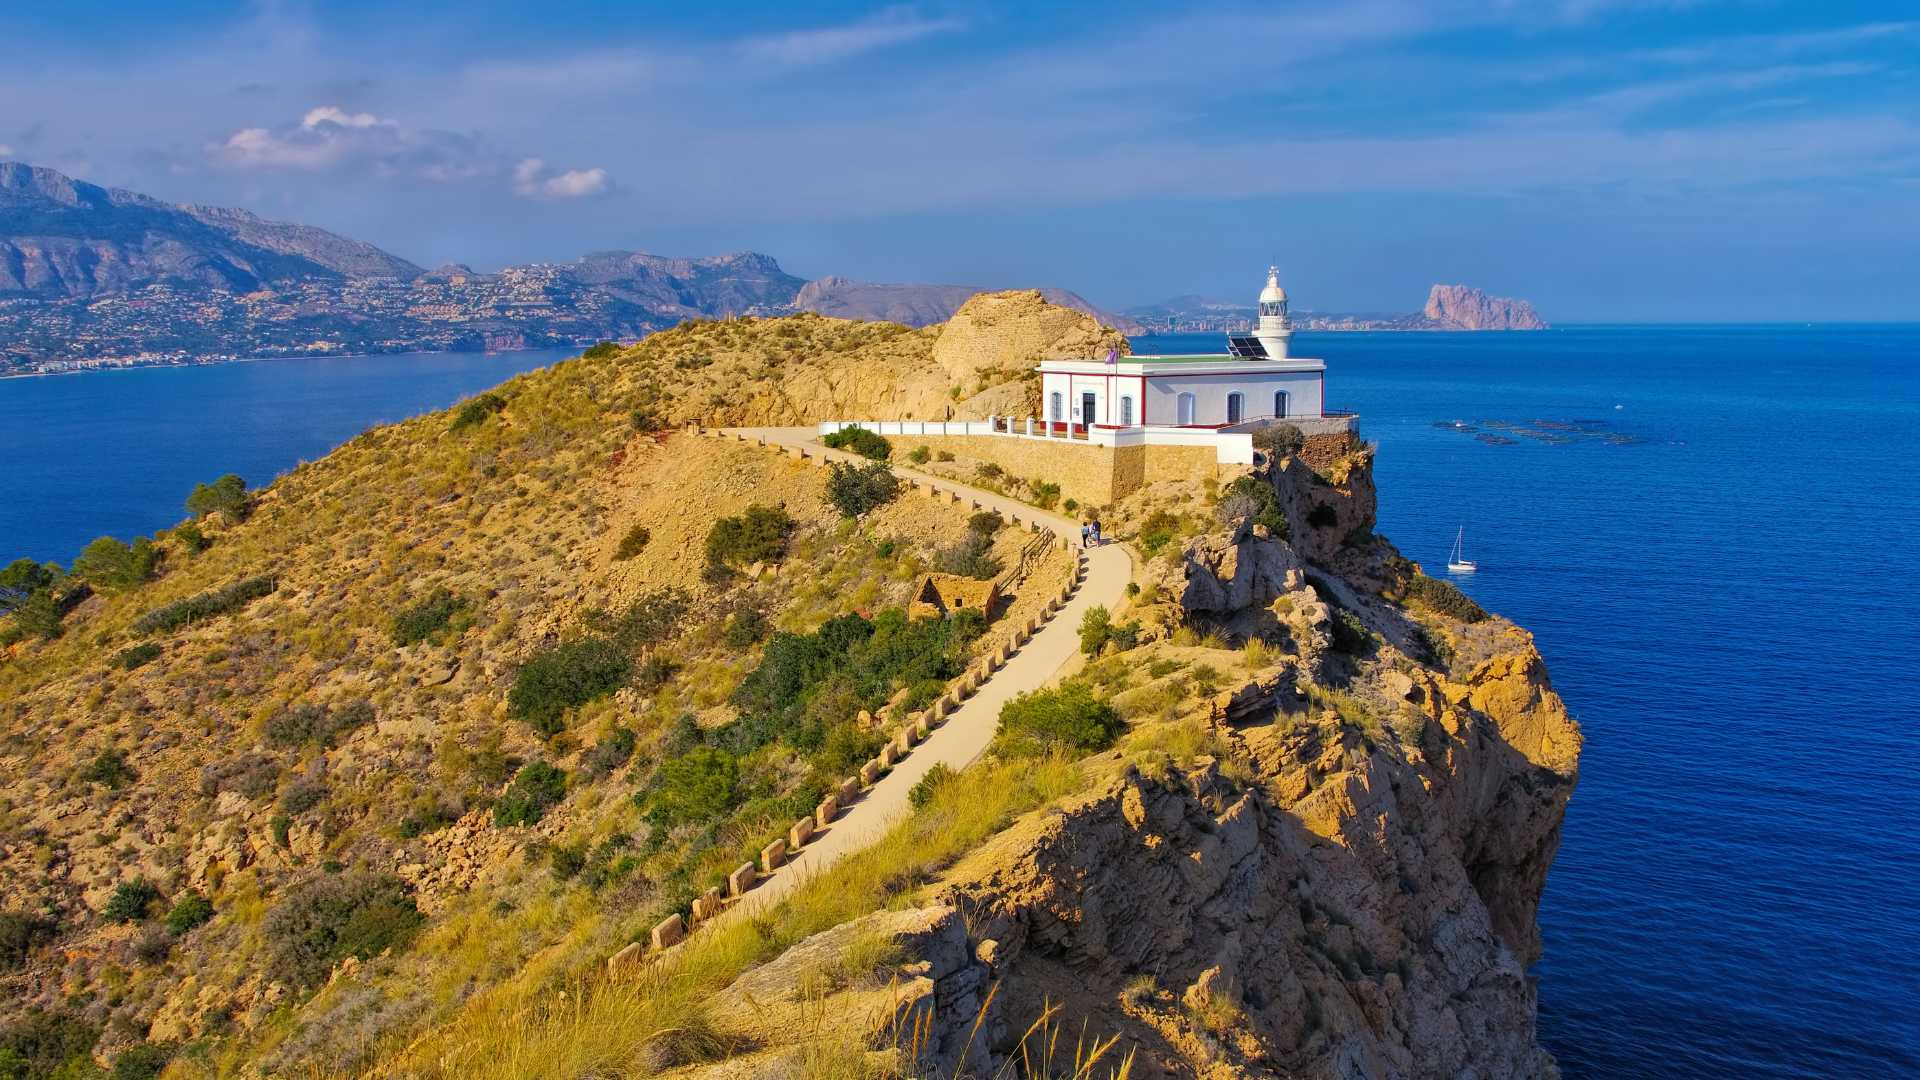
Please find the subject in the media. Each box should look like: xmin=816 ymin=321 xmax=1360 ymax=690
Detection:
xmin=1090 ymin=518 xmax=1103 ymax=545
xmin=1080 ymin=523 xmax=1091 ymax=549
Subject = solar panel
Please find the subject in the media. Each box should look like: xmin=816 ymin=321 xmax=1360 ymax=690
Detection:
xmin=1227 ymin=334 xmax=1268 ymax=359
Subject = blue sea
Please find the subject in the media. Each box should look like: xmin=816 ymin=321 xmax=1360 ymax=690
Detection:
xmin=4 ymin=329 xmax=1918 ymax=1076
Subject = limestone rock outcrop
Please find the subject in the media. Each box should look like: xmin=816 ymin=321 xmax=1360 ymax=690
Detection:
xmin=1423 ymin=284 xmax=1548 ymax=331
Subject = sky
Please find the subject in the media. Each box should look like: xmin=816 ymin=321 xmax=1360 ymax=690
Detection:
xmin=2 ymin=0 xmax=1917 ymax=321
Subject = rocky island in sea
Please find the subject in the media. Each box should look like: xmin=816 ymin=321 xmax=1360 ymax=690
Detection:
xmin=0 ymin=287 xmax=1578 ymax=1077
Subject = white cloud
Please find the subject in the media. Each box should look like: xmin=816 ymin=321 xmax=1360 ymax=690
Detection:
xmin=742 ymin=7 xmax=964 ymax=66
xmin=301 ymin=105 xmax=389 ymax=130
xmin=512 ymin=157 xmax=610 ymax=199
xmin=0 ymin=144 xmax=14 ymax=158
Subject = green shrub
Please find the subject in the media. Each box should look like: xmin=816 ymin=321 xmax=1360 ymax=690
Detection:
xmin=585 ymin=587 xmax=691 ymax=651
xmin=999 ymin=683 xmax=1123 ymax=754
xmin=1078 ymin=606 xmax=1140 ymax=656
xmin=172 ymin=521 xmax=209 ymax=554
xmin=0 ymin=1010 xmax=100 ymax=1079
xmin=822 ymin=425 xmax=892 ymax=460
xmin=391 ymin=589 xmax=470 ymax=646
xmin=1026 ymin=479 xmax=1061 ymax=509
xmin=641 ymin=746 xmax=738 ymax=828
xmin=1217 ymin=476 xmax=1289 ymax=539
xmin=0 ymin=911 xmax=55 ymax=969
xmin=547 ymin=842 xmax=587 ymax=880
xmin=1252 ymin=422 xmax=1306 ymax=458
xmin=907 ymin=445 xmax=931 ymax=465
xmin=1404 ymin=574 xmax=1489 ymax=623
xmin=0 ymin=559 xmax=59 ymax=616
xmin=132 ymin=575 xmax=275 ymax=635
xmin=613 ymin=524 xmax=651 ymax=561
xmin=974 ymin=462 xmax=1004 ymax=480
xmin=825 ymin=461 xmax=899 ymax=518
xmin=704 ymin=506 xmax=794 ymax=568
xmin=280 ymin=777 xmax=328 ymax=815
xmin=80 ymin=749 xmax=137 ymax=790
xmin=630 ymin=406 xmax=666 ymax=432
xmin=113 ymin=642 xmax=163 ymax=670
xmin=263 ymin=700 xmax=375 ymax=749
xmin=103 ymin=879 xmax=161 ymax=923
xmin=580 ymin=727 xmax=637 ymax=779
xmin=721 ymin=607 xmax=769 ymax=648
xmin=494 ymin=762 xmax=568 ymax=827
xmin=262 ymin=871 xmax=423 ymax=988
xmin=582 ymin=341 xmax=621 ymax=360
xmin=72 ymin=536 xmax=159 ymax=591
xmin=936 ymin=450 xmax=955 ymax=462
xmin=164 ymin=892 xmax=213 ymax=935
xmin=112 ymin=1042 xmax=174 ymax=1080
xmin=5 ymin=586 xmax=65 ymax=641
xmin=449 ymin=392 xmax=507 ymax=431
xmin=508 ymin=638 xmax=633 ymax=736
xmin=185 ymin=473 xmax=251 ymax=522
xmin=908 ymin=763 xmax=955 ymax=809
xmin=933 ymin=532 xmax=1002 ymax=580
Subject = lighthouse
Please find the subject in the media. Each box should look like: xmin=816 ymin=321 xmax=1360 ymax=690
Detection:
xmin=1255 ymin=265 xmax=1293 ymax=360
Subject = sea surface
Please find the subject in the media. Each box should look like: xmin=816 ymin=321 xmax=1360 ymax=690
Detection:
xmin=4 ymin=330 xmax=1919 ymax=1076
xmin=1140 ymin=326 xmax=1920 ymax=1078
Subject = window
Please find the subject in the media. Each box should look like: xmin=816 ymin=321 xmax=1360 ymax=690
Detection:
xmin=1119 ymin=396 xmax=1134 ymax=425
xmin=1177 ymin=393 xmax=1196 ymax=425
xmin=1226 ymin=392 xmax=1244 ymax=424
xmin=1260 ymin=301 xmax=1285 ymax=317
xmin=1273 ymin=390 xmax=1289 ymax=419
xmin=1081 ymin=392 xmax=1096 ymax=426
xmin=1049 ymin=392 xmax=1063 ymax=421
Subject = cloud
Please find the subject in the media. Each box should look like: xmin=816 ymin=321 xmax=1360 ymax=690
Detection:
xmin=513 ymin=158 xmax=610 ymax=200
xmin=741 ymin=7 xmax=964 ymax=66
xmin=209 ymin=107 xmax=608 ymax=198
xmin=0 ymin=145 xmax=13 ymax=159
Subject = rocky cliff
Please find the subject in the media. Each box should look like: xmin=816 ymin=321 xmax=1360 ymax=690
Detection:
xmin=1423 ymin=285 xmax=1548 ymax=330
xmin=794 ymin=275 xmax=1144 ymax=333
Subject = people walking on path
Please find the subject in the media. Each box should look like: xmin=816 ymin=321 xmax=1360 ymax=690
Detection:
xmin=1080 ymin=523 xmax=1092 ymax=548
xmin=1091 ymin=518 xmax=1103 ymax=545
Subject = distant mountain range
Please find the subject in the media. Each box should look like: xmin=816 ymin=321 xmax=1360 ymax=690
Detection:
xmin=0 ymin=163 xmax=1143 ymax=373
xmin=1124 ymin=284 xmax=1547 ymax=332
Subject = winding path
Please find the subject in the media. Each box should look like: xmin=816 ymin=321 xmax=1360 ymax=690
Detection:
xmin=716 ymin=427 xmax=1133 ymax=915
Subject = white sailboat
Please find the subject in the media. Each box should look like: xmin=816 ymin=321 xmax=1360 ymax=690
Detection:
xmin=1447 ymin=526 xmax=1478 ymax=573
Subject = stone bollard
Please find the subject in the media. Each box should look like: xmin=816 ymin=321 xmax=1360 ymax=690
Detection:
xmin=861 ymin=760 xmax=881 ymax=786
xmin=789 ymin=817 xmax=815 ymax=849
xmin=895 ymin=727 xmax=915 ymax=752
xmin=839 ymin=777 xmax=861 ymax=803
xmin=728 ymin=862 xmax=757 ymax=897
xmin=651 ymin=913 xmax=687 ymax=951
xmin=761 ymin=838 xmax=787 ymax=873
xmin=930 ymin=698 xmax=948 ymax=721
xmin=880 ymin=742 xmax=900 ymax=767
xmin=857 ymin=709 xmax=873 ymax=727
xmin=608 ymin=941 xmax=644 ymax=973
xmin=916 ymin=713 xmax=933 ymax=738
xmin=692 ymin=888 xmax=723 ymax=923
xmin=816 ymin=793 xmax=839 ymax=827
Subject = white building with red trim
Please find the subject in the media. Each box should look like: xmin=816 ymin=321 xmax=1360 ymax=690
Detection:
xmin=1038 ymin=267 xmax=1329 ymax=431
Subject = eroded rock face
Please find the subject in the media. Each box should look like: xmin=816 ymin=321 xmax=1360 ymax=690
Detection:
xmin=921 ymin=640 xmax=1577 ymax=1079
xmin=1423 ymin=285 xmax=1548 ymax=331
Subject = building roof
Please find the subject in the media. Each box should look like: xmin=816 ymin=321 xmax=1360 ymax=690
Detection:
xmin=1037 ymin=354 xmax=1325 ymax=375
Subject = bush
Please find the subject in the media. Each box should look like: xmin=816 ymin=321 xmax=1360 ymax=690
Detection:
xmin=164 ymin=892 xmax=213 ymax=935
xmin=1078 ymin=606 xmax=1140 ymax=656
xmin=1026 ymin=479 xmax=1061 ymax=509
xmin=999 ymin=683 xmax=1123 ymax=753
xmin=113 ymin=642 xmax=163 ymax=670
xmin=585 ymin=587 xmax=692 ymax=651
xmin=132 ymin=575 xmax=275 ymax=635
xmin=449 ymin=391 xmax=507 ymax=431
xmin=173 ymin=521 xmax=209 ymax=554
xmin=721 ymin=607 xmax=769 ymax=648
xmin=907 ymin=445 xmax=931 ymax=464
xmin=0 ymin=911 xmax=54 ymax=970
xmin=825 ymin=461 xmax=899 ymax=518
xmin=704 ymin=506 xmax=794 ymax=569
xmin=582 ymin=341 xmax=621 ymax=360
xmin=391 ymin=589 xmax=470 ymax=646
xmin=641 ymin=746 xmax=738 ymax=827
xmin=822 ymin=425 xmax=892 ymax=460
xmin=580 ymin=727 xmax=637 ymax=779
xmin=281 ymin=777 xmax=328 ymax=815
xmin=495 ymin=761 xmax=568 ymax=828
xmin=185 ymin=473 xmax=251 ymax=522
xmin=72 ymin=536 xmax=159 ymax=591
xmin=1252 ymin=422 xmax=1306 ymax=458
xmin=974 ymin=462 xmax=1003 ymax=481
xmin=908 ymin=763 xmax=955 ymax=809
xmin=80 ymin=749 xmax=137 ymax=790
xmin=0 ymin=559 xmax=59 ymax=616
xmin=262 ymin=871 xmax=424 ymax=988
xmin=103 ymin=879 xmax=161 ymax=923
xmin=5 ymin=587 xmax=65 ymax=642
xmin=1404 ymin=574 xmax=1489 ymax=623
xmin=199 ymin=752 xmax=280 ymax=799
xmin=112 ymin=1043 xmax=175 ymax=1080
xmin=1217 ymin=476 xmax=1289 ymax=540
xmin=936 ymin=450 xmax=955 ymax=462
xmin=933 ymin=532 xmax=1003 ymax=580
xmin=508 ymin=638 xmax=633 ymax=736
xmin=0 ymin=1010 xmax=100 ymax=1079
xmin=613 ymin=524 xmax=651 ymax=561
xmin=264 ymin=700 xmax=375 ymax=749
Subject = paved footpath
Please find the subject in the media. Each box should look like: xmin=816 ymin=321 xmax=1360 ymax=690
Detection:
xmin=716 ymin=427 xmax=1133 ymax=915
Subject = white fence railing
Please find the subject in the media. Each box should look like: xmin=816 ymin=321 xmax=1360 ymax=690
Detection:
xmin=814 ymin=415 xmax=1330 ymax=466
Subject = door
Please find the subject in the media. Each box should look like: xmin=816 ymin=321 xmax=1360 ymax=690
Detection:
xmin=1226 ymin=392 xmax=1244 ymax=424
xmin=1049 ymin=392 xmax=1063 ymax=422
xmin=1081 ymin=392 xmax=1097 ymax=427
xmin=1177 ymin=393 xmax=1196 ymax=425
xmin=1274 ymin=390 xmax=1289 ymax=418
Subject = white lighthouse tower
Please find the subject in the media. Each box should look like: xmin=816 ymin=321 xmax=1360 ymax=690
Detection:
xmin=1255 ymin=265 xmax=1293 ymax=360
